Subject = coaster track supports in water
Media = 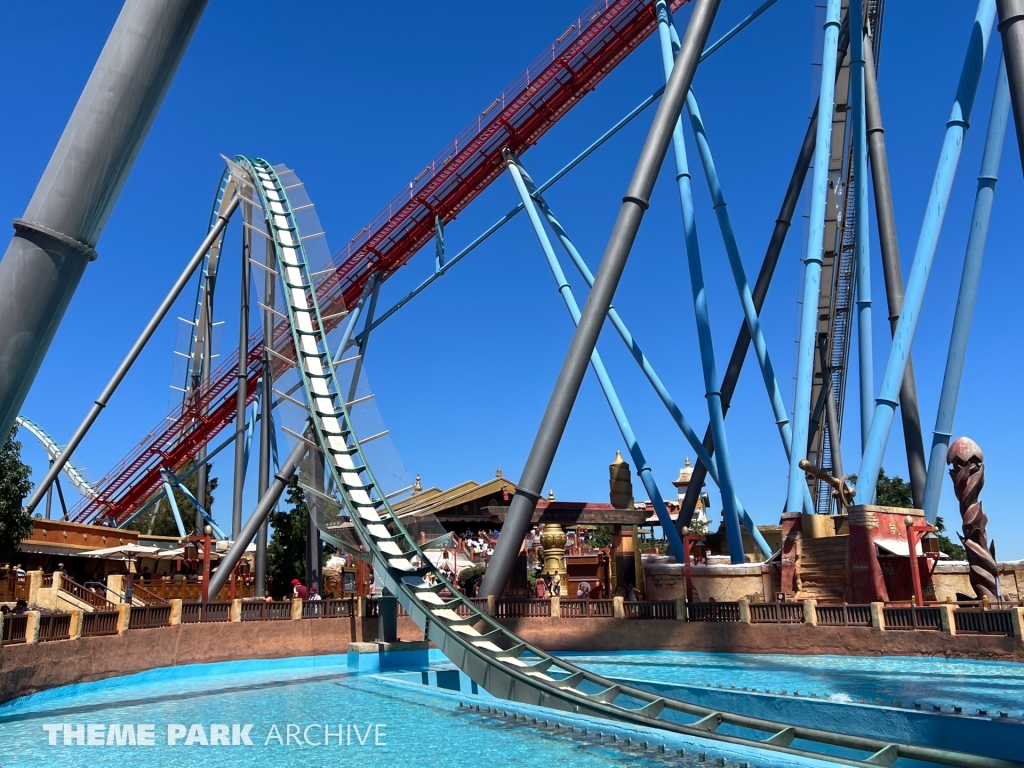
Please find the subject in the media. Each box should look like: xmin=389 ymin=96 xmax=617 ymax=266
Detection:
xmin=656 ymin=0 xmax=744 ymax=562
xmin=504 ymin=149 xmax=685 ymax=563
xmin=0 ymin=0 xmax=207 ymax=442
xmin=24 ymin=196 xmax=240 ymax=513
xmin=481 ymin=0 xmax=722 ymax=596
xmin=923 ymin=56 xmax=1010 ymax=522
xmin=855 ymin=0 xmax=996 ymax=505
xmin=787 ymin=0 xmax=843 ymax=515
xmin=863 ymin=33 xmax=928 ymax=509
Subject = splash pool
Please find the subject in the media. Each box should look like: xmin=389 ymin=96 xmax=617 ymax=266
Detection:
xmin=0 ymin=650 xmax=1019 ymax=768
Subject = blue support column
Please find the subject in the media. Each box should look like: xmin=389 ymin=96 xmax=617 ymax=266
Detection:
xmin=856 ymin=0 xmax=996 ymax=505
xmin=519 ymin=170 xmax=772 ymax=557
xmin=683 ymin=87 xmax=814 ymax=516
xmin=923 ymin=55 xmax=1010 ymax=522
xmin=850 ymin=0 xmax=874 ymax=450
xmin=434 ymin=215 xmax=445 ymax=272
xmin=332 ymin=272 xmax=379 ymax=365
xmin=787 ymin=0 xmax=843 ymax=513
xmin=160 ymin=474 xmax=188 ymax=539
xmin=656 ymin=0 xmax=744 ymax=562
xmin=504 ymin=150 xmax=685 ymax=563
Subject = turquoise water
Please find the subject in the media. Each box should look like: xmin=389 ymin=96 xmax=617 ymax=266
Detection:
xmin=0 ymin=654 xmax=829 ymax=768
xmin=1 ymin=650 xmax=1020 ymax=767
xmin=563 ymin=651 xmax=1024 ymax=714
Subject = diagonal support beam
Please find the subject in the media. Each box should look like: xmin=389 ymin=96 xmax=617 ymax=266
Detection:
xmin=656 ymin=0 xmax=744 ymax=562
xmin=480 ymin=0 xmax=722 ymax=597
xmin=504 ymin=148 xmax=685 ymax=562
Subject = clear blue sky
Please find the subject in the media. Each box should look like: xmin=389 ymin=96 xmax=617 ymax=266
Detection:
xmin=2 ymin=2 xmax=1021 ymax=557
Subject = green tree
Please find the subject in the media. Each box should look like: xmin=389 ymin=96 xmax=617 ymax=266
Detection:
xmin=0 ymin=427 xmax=34 ymax=563
xmin=125 ymin=460 xmax=218 ymax=538
xmin=267 ymin=475 xmax=310 ymax=599
xmin=848 ymin=467 xmax=913 ymax=508
xmin=593 ymin=524 xmax=612 ymax=549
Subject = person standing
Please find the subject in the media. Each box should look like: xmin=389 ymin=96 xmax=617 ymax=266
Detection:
xmin=551 ymin=572 xmax=561 ymax=597
xmin=535 ymin=575 xmax=546 ymax=599
xmin=291 ymin=578 xmax=308 ymax=600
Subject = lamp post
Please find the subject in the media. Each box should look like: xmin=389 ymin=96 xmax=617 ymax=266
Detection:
xmin=681 ymin=527 xmax=708 ymax=603
xmin=904 ymin=515 xmax=941 ymax=607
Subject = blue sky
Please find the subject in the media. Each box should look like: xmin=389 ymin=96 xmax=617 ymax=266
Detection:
xmin=2 ymin=2 xmax=1021 ymax=557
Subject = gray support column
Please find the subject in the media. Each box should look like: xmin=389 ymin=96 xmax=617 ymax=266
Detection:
xmin=255 ymin=225 xmax=275 ymax=597
xmin=231 ymin=202 xmax=252 ymax=539
xmin=0 ymin=0 xmax=208 ymax=440
xmin=481 ymin=0 xmax=721 ymax=598
xmin=305 ymin=433 xmax=325 ymax=594
xmin=864 ymin=37 xmax=927 ymax=507
xmin=997 ymin=0 xmax=1024 ymax=176
xmin=207 ymin=436 xmax=307 ymax=600
xmin=677 ymin=18 xmax=851 ymax=532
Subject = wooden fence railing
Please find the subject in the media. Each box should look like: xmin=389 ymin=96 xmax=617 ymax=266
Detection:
xmin=1 ymin=614 xmax=28 ymax=645
xmin=128 ymin=605 xmax=172 ymax=630
xmin=883 ymin=606 xmax=942 ymax=631
xmin=242 ymin=601 xmax=292 ymax=621
xmin=60 ymin=577 xmax=117 ymax=610
xmin=686 ymin=601 xmax=741 ymax=622
xmin=953 ymin=609 xmax=1014 ymax=636
xmin=81 ymin=611 xmax=119 ymax=637
xmin=816 ymin=604 xmax=873 ymax=627
xmin=37 ymin=613 xmax=71 ymax=642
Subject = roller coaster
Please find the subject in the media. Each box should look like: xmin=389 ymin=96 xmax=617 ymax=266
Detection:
xmin=2 ymin=0 xmax=1022 ymax=766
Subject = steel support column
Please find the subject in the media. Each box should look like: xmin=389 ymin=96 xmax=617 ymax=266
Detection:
xmin=656 ymin=0 xmax=744 ymax=561
xmin=505 ymin=150 xmax=685 ymax=562
xmin=684 ymin=87 xmax=814 ymax=516
xmin=787 ymin=0 xmax=843 ymax=514
xmin=856 ymin=0 xmax=996 ymax=505
xmin=480 ymin=0 xmax=722 ymax=597
xmin=232 ymin=200 xmax=252 ymax=539
xmin=923 ymin=56 xmax=1010 ymax=521
xmin=996 ymin=0 xmax=1024 ymax=176
xmin=850 ymin=0 xmax=874 ymax=451
xmin=255 ymin=222 xmax=276 ymax=596
xmin=679 ymin=18 xmax=850 ymax=531
xmin=25 ymin=197 xmax=239 ymax=511
xmin=207 ymin=436 xmax=308 ymax=600
xmin=863 ymin=35 xmax=928 ymax=508
xmin=518 ymin=163 xmax=772 ymax=556
xmin=0 ymin=0 xmax=208 ymax=440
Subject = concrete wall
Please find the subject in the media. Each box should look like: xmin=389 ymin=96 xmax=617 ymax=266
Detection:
xmin=644 ymin=556 xmax=767 ymax=602
xmin=0 ymin=615 xmax=422 ymax=705
xmin=932 ymin=560 xmax=1024 ymax=602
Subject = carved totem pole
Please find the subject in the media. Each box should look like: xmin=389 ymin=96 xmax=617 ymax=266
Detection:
xmin=947 ymin=437 xmax=999 ymax=600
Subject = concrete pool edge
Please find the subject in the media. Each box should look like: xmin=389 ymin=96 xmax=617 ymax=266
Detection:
xmin=2 ymin=615 xmax=1022 ymax=707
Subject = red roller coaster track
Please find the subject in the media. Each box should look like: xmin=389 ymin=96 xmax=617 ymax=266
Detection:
xmin=73 ymin=0 xmax=691 ymax=526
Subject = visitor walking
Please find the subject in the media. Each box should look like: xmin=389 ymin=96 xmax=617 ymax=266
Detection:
xmin=576 ymin=580 xmax=591 ymax=599
xmin=535 ymin=576 xmax=547 ymax=599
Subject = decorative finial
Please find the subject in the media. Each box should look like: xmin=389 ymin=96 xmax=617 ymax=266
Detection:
xmin=684 ymin=457 xmax=691 ymax=467
xmin=548 ymin=489 xmax=555 ymax=501
xmin=611 ymin=450 xmax=626 ymax=466
xmin=414 ymin=473 xmax=422 ymax=493
xmin=496 ymin=466 xmax=502 ymax=478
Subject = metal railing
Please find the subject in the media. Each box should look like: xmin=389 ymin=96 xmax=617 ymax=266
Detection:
xmin=199 ymin=602 xmax=232 ymax=623
xmin=560 ymin=599 xmax=615 ymax=618
xmin=2 ymin=614 xmax=28 ymax=644
xmin=494 ymin=599 xmax=552 ymax=619
xmin=624 ymin=601 xmax=677 ymax=620
xmin=953 ymin=609 xmax=1014 ymax=636
xmin=749 ymin=602 xmax=805 ymax=624
xmin=883 ymin=606 xmax=942 ymax=631
xmin=686 ymin=601 xmax=741 ymax=622
xmin=242 ymin=601 xmax=293 ymax=621
xmin=38 ymin=613 xmax=71 ymax=642
xmin=816 ymin=604 xmax=873 ymax=627
xmin=81 ymin=611 xmax=119 ymax=637
xmin=302 ymin=598 xmax=355 ymax=618
xmin=60 ymin=577 xmax=116 ymax=610
xmin=129 ymin=605 xmax=172 ymax=630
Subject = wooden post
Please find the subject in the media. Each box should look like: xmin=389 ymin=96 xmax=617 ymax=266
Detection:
xmin=26 ymin=570 xmax=44 ymax=608
xmin=487 ymin=595 xmax=496 ymax=617
xmin=550 ymin=595 xmax=560 ymax=618
xmin=291 ymin=597 xmax=303 ymax=620
xmin=116 ymin=604 xmax=131 ymax=635
xmin=938 ymin=603 xmax=956 ymax=635
xmin=168 ymin=599 xmax=182 ymax=626
xmin=68 ymin=608 xmax=83 ymax=639
xmin=230 ymin=598 xmax=242 ymax=622
xmin=612 ymin=595 xmax=625 ymax=619
xmin=674 ymin=597 xmax=687 ymax=621
xmin=738 ymin=597 xmax=751 ymax=623
xmin=24 ymin=610 xmax=40 ymax=643
xmin=869 ymin=601 xmax=885 ymax=630
xmin=803 ymin=599 xmax=817 ymax=626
